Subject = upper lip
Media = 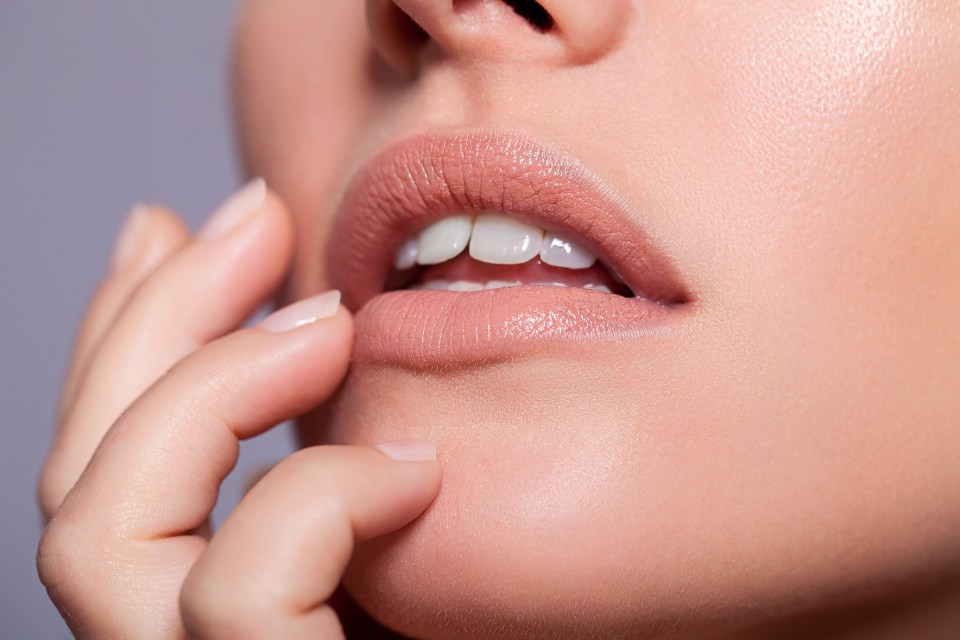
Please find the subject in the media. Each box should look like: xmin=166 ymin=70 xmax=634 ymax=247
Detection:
xmin=327 ymin=129 xmax=689 ymax=310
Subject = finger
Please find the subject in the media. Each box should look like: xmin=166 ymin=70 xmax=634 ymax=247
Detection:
xmin=58 ymin=205 xmax=190 ymax=422
xmin=181 ymin=443 xmax=441 ymax=640
xmin=40 ymin=180 xmax=294 ymax=518
xmin=38 ymin=293 xmax=352 ymax=638
xmin=243 ymin=462 xmax=277 ymax=495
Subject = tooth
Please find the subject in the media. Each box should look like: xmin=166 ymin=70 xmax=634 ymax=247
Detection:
xmin=448 ymin=280 xmax=485 ymax=291
xmin=584 ymin=284 xmax=612 ymax=293
xmin=484 ymin=281 xmax=521 ymax=289
xmin=417 ymin=215 xmax=473 ymax=265
xmin=530 ymin=282 xmax=568 ymax=287
xmin=469 ymin=213 xmax=543 ymax=265
xmin=539 ymin=233 xmax=596 ymax=269
xmin=420 ymin=280 xmax=450 ymax=290
xmin=394 ymin=238 xmax=419 ymax=270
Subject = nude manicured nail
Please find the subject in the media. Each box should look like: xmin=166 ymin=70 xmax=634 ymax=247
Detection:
xmin=375 ymin=440 xmax=438 ymax=462
xmin=111 ymin=204 xmax=150 ymax=271
xmin=257 ymin=290 xmax=341 ymax=333
xmin=198 ymin=178 xmax=266 ymax=240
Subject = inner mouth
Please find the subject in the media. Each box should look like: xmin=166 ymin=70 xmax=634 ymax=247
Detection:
xmin=386 ymin=211 xmax=635 ymax=297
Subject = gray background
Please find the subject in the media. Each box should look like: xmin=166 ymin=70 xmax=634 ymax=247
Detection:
xmin=1 ymin=2 xmax=296 ymax=636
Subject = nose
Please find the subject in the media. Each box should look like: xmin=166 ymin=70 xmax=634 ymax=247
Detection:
xmin=367 ymin=0 xmax=632 ymax=74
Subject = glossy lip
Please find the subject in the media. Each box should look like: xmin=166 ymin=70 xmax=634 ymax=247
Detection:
xmin=327 ymin=129 xmax=691 ymax=367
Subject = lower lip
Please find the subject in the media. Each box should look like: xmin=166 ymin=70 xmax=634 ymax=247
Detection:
xmin=352 ymin=287 xmax=680 ymax=368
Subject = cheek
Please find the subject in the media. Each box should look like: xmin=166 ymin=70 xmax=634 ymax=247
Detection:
xmin=650 ymin=1 xmax=960 ymax=292
xmin=672 ymin=2 xmax=960 ymax=614
xmin=692 ymin=1 xmax=960 ymax=472
xmin=641 ymin=0 xmax=960 ymax=471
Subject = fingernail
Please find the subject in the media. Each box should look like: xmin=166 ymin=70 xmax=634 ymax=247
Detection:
xmin=375 ymin=440 xmax=437 ymax=462
xmin=198 ymin=178 xmax=266 ymax=240
xmin=111 ymin=204 xmax=151 ymax=271
xmin=257 ymin=290 xmax=341 ymax=333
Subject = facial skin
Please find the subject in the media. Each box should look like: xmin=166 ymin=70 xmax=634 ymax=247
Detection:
xmin=233 ymin=2 xmax=960 ymax=638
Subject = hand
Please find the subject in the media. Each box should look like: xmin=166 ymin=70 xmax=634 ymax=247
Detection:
xmin=37 ymin=182 xmax=442 ymax=638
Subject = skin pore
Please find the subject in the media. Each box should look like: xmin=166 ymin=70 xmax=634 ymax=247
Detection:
xmin=232 ymin=1 xmax=960 ymax=639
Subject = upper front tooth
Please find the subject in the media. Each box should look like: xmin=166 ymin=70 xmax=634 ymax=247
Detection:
xmin=417 ymin=215 xmax=473 ymax=265
xmin=539 ymin=232 xmax=596 ymax=269
xmin=470 ymin=213 xmax=543 ymax=265
xmin=394 ymin=237 xmax=419 ymax=270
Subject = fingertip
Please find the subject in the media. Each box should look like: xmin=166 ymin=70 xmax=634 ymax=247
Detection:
xmin=258 ymin=185 xmax=296 ymax=252
xmin=287 ymin=302 xmax=355 ymax=398
xmin=258 ymin=290 xmax=342 ymax=333
xmin=142 ymin=204 xmax=191 ymax=240
xmin=139 ymin=206 xmax=192 ymax=267
xmin=336 ymin=444 xmax=443 ymax=543
xmin=212 ymin=182 xmax=296 ymax=285
xmin=196 ymin=180 xmax=295 ymax=260
xmin=197 ymin=179 xmax=266 ymax=240
xmin=110 ymin=203 xmax=191 ymax=276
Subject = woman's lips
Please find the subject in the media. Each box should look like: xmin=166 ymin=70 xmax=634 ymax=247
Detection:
xmin=327 ymin=129 xmax=690 ymax=367
xmin=352 ymin=287 xmax=675 ymax=367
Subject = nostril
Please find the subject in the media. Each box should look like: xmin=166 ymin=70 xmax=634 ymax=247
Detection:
xmin=370 ymin=0 xmax=560 ymax=75
xmin=503 ymin=0 xmax=554 ymax=32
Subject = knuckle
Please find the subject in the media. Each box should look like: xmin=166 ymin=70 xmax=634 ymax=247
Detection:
xmin=37 ymin=519 xmax=87 ymax=603
xmin=38 ymin=511 xmax=134 ymax=603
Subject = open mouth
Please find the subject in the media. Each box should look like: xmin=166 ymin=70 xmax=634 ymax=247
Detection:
xmin=387 ymin=212 xmax=633 ymax=296
xmin=327 ymin=129 xmax=690 ymax=367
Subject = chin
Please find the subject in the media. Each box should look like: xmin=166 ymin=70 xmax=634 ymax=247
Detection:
xmin=314 ymin=360 xmax=690 ymax=639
